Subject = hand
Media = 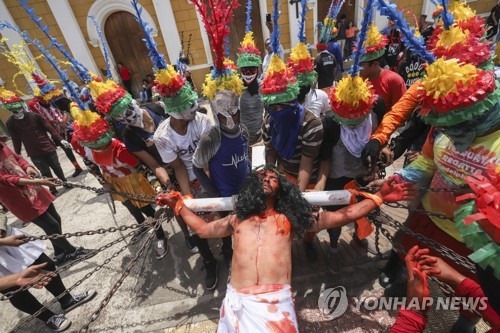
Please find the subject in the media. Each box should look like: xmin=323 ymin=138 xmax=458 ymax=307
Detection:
xmin=379 ymin=146 xmax=394 ymax=165
xmin=418 ymin=255 xmax=466 ymax=288
xmin=60 ymin=140 xmax=71 ymax=149
xmin=156 ymin=191 xmax=182 ymax=209
xmin=406 ymin=266 xmax=431 ymax=313
xmin=0 ymin=234 xmax=29 ymax=247
xmin=16 ymin=263 xmax=55 ymax=288
xmin=25 ymin=166 xmax=39 ymax=178
xmin=379 ymin=176 xmax=417 ymax=202
xmin=361 ymin=139 xmax=381 ymax=168
xmin=404 ymin=150 xmax=420 ymax=164
xmin=35 ymin=178 xmax=61 ymax=187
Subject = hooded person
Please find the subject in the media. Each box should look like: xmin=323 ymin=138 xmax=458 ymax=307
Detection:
xmin=358 ymin=21 xmax=406 ymax=113
xmin=69 ymin=101 xmax=169 ymax=260
xmin=236 ymin=0 xmax=264 ymax=148
xmin=1 ymin=86 xmax=70 ymax=197
xmin=316 ymin=0 xmax=386 ymax=274
xmin=261 ymin=0 xmax=324 ymax=261
xmin=289 ymin=2 xmax=330 ymax=118
xmin=191 ymin=1 xmax=249 ymax=272
xmin=150 ymin=0 xmax=225 ymax=289
xmin=391 ymin=56 xmax=500 ymax=332
xmin=314 ymin=0 xmax=343 ymax=89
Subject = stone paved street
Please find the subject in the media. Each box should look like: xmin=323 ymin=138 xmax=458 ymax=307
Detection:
xmin=0 ymin=136 xmax=492 ymax=333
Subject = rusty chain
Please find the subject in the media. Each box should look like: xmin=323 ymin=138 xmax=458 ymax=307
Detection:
xmin=78 ymin=217 xmax=161 ymax=333
xmin=9 ymin=227 xmax=146 ymax=332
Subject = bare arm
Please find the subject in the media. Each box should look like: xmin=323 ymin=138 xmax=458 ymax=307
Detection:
xmin=265 ymin=148 xmax=278 ymax=167
xmin=177 ymin=205 xmax=233 ymax=238
xmin=132 ymin=150 xmax=170 ymax=186
xmin=297 ymin=154 xmax=314 ymax=191
xmin=314 ymin=158 xmax=331 ymax=191
xmin=312 ymin=194 xmax=382 ymax=231
xmin=170 ymin=157 xmax=192 ymax=195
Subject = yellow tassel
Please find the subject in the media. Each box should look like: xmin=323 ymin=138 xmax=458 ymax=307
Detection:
xmin=436 ymin=25 xmax=467 ymax=48
xmin=421 ymin=58 xmax=477 ymax=99
xmin=334 ymin=76 xmax=373 ymax=107
xmin=365 ymin=24 xmax=382 ymax=48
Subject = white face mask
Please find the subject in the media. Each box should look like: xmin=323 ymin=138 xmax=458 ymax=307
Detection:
xmin=11 ymin=107 xmax=25 ymax=120
xmin=118 ymin=100 xmax=143 ymax=127
xmin=168 ymin=102 xmax=198 ymax=121
xmin=213 ymin=90 xmax=240 ymax=132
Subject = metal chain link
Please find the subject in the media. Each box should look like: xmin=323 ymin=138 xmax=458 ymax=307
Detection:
xmin=1 ymin=225 xmax=151 ymax=301
xmin=20 ymin=218 xmax=158 ymax=242
xmin=9 ymin=227 xmax=146 ymax=332
xmin=78 ymin=218 xmax=162 ymax=333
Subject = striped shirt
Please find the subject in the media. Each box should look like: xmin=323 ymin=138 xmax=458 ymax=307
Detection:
xmin=263 ymin=109 xmax=323 ymax=178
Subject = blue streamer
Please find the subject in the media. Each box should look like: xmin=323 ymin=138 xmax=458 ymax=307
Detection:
xmin=225 ymin=36 xmax=230 ymax=57
xmin=350 ymin=0 xmax=376 ymax=76
xmin=332 ymin=0 xmax=346 ymax=19
xmin=89 ymin=16 xmax=112 ymax=79
xmin=440 ymin=0 xmax=454 ymax=30
xmin=131 ymin=0 xmax=167 ymax=70
xmin=18 ymin=0 xmax=91 ymax=83
xmin=245 ymin=0 xmax=253 ymax=33
xmin=319 ymin=0 xmax=345 ymax=44
xmin=270 ymin=0 xmax=281 ymax=55
xmin=375 ymin=0 xmax=436 ymax=64
xmin=297 ymin=0 xmax=308 ymax=43
xmin=0 ymin=21 xmax=86 ymax=110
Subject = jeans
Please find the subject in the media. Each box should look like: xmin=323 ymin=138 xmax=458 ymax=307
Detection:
xmin=1 ymin=253 xmax=73 ymax=322
xmin=31 ymin=203 xmax=77 ymax=256
xmin=30 ymin=151 xmax=67 ymax=182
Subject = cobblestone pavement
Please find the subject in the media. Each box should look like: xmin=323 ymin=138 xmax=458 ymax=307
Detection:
xmin=0 ymin=134 xmax=491 ymax=333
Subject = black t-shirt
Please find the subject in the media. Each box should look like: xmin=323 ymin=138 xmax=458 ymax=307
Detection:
xmin=315 ymin=51 xmax=336 ymax=89
xmin=384 ymin=29 xmax=403 ymax=68
xmin=123 ymin=103 xmax=167 ymax=164
xmin=397 ymin=55 xmax=425 ymax=88
xmin=336 ymin=21 xmax=347 ymax=40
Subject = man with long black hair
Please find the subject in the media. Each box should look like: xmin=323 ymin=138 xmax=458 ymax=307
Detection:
xmin=156 ymin=165 xmax=414 ymax=332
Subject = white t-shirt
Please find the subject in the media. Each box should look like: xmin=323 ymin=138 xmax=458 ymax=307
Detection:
xmin=303 ymin=89 xmax=331 ymax=117
xmin=153 ymin=113 xmax=212 ymax=181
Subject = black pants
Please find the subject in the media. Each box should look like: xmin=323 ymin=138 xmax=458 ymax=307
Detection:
xmin=324 ymin=177 xmax=353 ymax=246
xmin=1 ymin=253 xmax=73 ymax=322
xmin=123 ymin=80 xmax=133 ymax=95
xmin=32 ymin=204 xmax=77 ymax=257
xmin=121 ymin=201 xmax=165 ymax=240
xmin=30 ymin=151 xmax=67 ymax=182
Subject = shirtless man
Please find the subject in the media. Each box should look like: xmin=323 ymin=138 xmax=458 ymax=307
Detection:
xmin=157 ymin=166 xmax=413 ymax=332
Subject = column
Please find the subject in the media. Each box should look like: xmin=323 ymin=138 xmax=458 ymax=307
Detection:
xmin=46 ymin=0 xmax=100 ymax=74
xmin=152 ymin=0 xmax=182 ymax=63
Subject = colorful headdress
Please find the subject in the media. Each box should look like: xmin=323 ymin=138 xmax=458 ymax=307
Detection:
xmin=455 ymin=165 xmax=500 ymax=279
xmin=358 ymin=23 xmax=389 ymax=62
xmin=192 ymin=0 xmax=244 ymax=101
xmin=32 ymin=73 xmax=63 ymax=104
xmin=0 ymin=86 xmax=23 ymax=111
xmin=329 ymin=0 xmax=377 ymax=125
xmin=87 ymin=78 xmax=132 ymax=117
xmin=236 ymin=0 xmax=262 ymax=68
xmin=287 ymin=0 xmax=316 ymax=88
xmin=260 ymin=0 xmax=299 ymax=105
xmin=417 ymin=58 xmax=499 ymax=127
xmin=131 ymin=0 xmax=198 ymax=114
xmin=426 ymin=0 xmax=491 ymax=70
xmin=317 ymin=0 xmax=345 ymax=45
xmin=0 ymin=18 xmax=112 ymax=148
xmin=71 ymin=103 xmax=113 ymax=148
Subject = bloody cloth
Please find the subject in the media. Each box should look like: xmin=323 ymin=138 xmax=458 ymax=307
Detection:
xmin=218 ymin=284 xmax=299 ymax=333
xmin=0 ymin=142 xmax=54 ymax=222
xmin=390 ymin=309 xmax=426 ymax=333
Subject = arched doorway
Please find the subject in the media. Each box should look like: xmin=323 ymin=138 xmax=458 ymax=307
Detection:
xmin=105 ymin=11 xmax=153 ymax=97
